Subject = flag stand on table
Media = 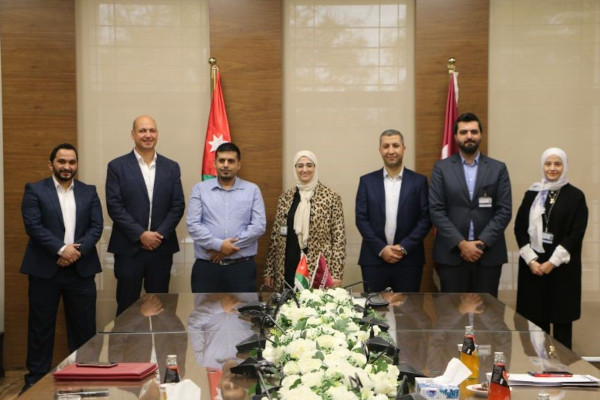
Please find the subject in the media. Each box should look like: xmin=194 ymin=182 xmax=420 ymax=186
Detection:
xmin=202 ymin=60 xmax=231 ymax=181
xmin=310 ymin=253 xmax=334 ymax=289
xmin=294 ymin=252 xmax=310 ymax=291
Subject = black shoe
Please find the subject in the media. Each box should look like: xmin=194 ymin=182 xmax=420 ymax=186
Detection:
xmin=18 ymin=383 xmax=32 ymax=396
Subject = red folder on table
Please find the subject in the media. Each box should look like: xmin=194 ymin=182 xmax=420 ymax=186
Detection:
xmin=54 ymin=363 xmax=158 ymax=381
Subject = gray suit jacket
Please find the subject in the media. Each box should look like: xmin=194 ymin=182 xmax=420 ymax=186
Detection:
xmin=429 ymin=153 xmax=512 ymax=266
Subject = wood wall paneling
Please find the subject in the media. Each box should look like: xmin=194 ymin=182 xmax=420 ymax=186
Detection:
xmin=209 ymin=0 xmax=283 ymax=280
xmin=0 ymin=0 xmax=490 ymax=367
xmin=1 ymin=0 xmax=77 ymax=367
xmin=415 ymin=0 xmax=489 ymax=291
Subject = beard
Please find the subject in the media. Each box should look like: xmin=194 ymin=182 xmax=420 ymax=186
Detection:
xmin=53 ymin=168 xmax=76 ymax=182
xmin=459 ymin=141 xmax=479 ymax=155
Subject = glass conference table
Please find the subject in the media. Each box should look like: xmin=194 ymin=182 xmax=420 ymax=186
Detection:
xmin=19 ymin=293 xmax=600 ymax=400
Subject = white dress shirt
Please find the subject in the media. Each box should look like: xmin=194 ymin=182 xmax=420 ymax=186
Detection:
xmin=383 ymin=167 xmax=403 ymax=245
xmin=54 ymin=176 xmax=76 ymax=255
xmin=134 ymin=148 xmax=157 ymax=230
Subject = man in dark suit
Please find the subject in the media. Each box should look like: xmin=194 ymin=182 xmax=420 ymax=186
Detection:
xmin=429 ymin=112 xmax=512 ymax=297
xmin=106 ymin=115 xmax=185 ymax=315
xmin=356 ymin=129 xmax=431 ymax=292
xmin=20 ymin=143 xmax=103 ymax=389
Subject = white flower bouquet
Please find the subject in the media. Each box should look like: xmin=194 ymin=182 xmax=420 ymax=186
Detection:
xmin=261 ymin=287 xmax=400 ymax=400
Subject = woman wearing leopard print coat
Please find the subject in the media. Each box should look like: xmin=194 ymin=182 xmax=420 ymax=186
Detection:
xmin=264 ymin=150 xmax=346 ymax=291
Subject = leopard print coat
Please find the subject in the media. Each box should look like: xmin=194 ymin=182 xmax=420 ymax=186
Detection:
xmin=264 ymin=182 xmax=346 ymax=291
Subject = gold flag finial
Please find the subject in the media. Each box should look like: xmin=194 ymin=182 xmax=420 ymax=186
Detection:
xmin=447 ymin=57 xmax=456 ymax=74
xmin=209 ymin=57 xmax=218 ymax=93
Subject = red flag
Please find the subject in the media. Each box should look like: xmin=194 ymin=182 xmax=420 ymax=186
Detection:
xmin=310 ymin=253 xmax=334 ymax=289
xmin=434 ymin=71 xmax=459 ymax=291
xmin=441 ymin=71 xmax=459 ymax=159
xmin=294 ymin=253 xmax=310 ymax=291
xmin=202 ymin=69 xmax=231 ymax=180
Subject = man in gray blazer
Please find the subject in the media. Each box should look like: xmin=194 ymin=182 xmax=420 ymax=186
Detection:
xmin=429 ymin=113 xmax=512 ymax=297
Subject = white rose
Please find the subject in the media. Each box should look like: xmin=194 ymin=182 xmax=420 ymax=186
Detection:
xmin=300 ymin=371 xmax=323 ymax=388
xmin=327 ymin=385 xmax=359 ymax=400
xmin=280 ymin=385 xmax=322 ymax=400
xmin=286 ymin=338 xmax=316 ymax=359
xmin=371 ymin=371 xmax=397 ymax=395
xmin=298 ymin=357 xmax=323 ymax=374
xmin=316 ymin=334 xmax=344 ymax=349
xmin=282 ymin=360 xmax=300 ymax=375
xmin=280 ymin=374 xmax=301 ymax=389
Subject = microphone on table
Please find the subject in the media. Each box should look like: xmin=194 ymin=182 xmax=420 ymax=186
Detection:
xmin=357 ymin=287 xmax=392 ymax=332
xmin=238 ymin=285 xmax=270 ymax=316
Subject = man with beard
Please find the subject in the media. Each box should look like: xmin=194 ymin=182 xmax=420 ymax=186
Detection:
xmin=187 ymin=142 xmax=266 ymax=292
xmin=429 ymin=113 xmax=512 ymax=296
xmin=356 ymin=129 xmax=431 ymax=292
xmin=20 ymin=143 xmax=103 ymax=391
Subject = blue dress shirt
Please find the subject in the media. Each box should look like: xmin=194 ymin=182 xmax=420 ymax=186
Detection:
xmin=460 ymin=152 xmax=480 ymax=241
xmin=186 ymin=177 xmax=266 ymax=260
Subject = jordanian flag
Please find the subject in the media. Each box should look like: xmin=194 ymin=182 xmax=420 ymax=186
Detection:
xmin=294 ymin=252 xmax=310 ymax=291
xmin=202 ymin=68 xmax=231 ymax=181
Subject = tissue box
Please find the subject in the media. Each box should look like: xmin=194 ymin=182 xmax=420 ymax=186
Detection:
xmin=415 ymin=377 xmax=459 ymax=399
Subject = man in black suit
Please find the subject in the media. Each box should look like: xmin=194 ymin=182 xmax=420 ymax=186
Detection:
xmin=356 ymin=129 xmax=431 ymax=292
xmin=20 ymin=143 xmax=103 ymax=388
xmin=106 ymin=115 xmax=185 ymax=315
xmin=429 ymin=113 xmax=512 ymax=296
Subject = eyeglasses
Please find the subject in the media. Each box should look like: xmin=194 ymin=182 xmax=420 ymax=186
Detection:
xmin=295 ymin=163 xmax=315 ymax=169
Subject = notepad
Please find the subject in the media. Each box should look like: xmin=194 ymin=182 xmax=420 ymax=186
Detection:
xmin=53 ymin=362 xmax=158 ymax=381
xmin=507 ymin=373 xmax=600 ymax=387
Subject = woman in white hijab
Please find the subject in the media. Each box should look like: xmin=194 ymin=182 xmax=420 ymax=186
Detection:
xmin=514 ymin=147 xmax=588 ymax=349
xmin=264 ymin=150 xmax=346 ymax=291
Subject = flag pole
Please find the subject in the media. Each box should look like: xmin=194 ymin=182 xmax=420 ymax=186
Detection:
xmin=209 ymin=57 xmax=218 ymax=94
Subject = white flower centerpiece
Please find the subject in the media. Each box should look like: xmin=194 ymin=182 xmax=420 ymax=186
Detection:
xmin=262 ymin=287 xmax=400 ymax=400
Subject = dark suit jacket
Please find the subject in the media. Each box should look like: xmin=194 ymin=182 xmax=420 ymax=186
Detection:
xmin=356 ymin=167 xmax=431 ymax=266
xmin=106 ymin=151 xmax=185 ymax=256
xmin=20 ymin=177 xmax=103 ymax=279
xmin=429 ymin=153 xmax=512 ymax=266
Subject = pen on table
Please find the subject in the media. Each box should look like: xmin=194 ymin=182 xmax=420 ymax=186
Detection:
xmin=57 ymin=389 xmax=110 ymax=397
xmin=527 ymin=371 xmax=573 ymax=377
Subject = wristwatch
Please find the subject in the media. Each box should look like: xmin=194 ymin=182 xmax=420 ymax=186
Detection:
xmin=399 ymin=245 xmax=407 ymax=256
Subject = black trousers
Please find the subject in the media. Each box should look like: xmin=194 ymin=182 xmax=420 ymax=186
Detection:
xmin=360 ymin=263 xmax=423 ymax=292
xmin=25 ymin=270 xmax=96 ymax=385
xmin=438 ymin=261 xmax=502 ymax=297
xmin=191 ymin=258 xmax=256 ymax=293
xmin=114 ymin=251 xmax=173 ymax=315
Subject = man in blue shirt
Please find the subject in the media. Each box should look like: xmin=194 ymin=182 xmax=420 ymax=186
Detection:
xmin=187 ymin=142 xmax=266 ymax=292
xmin=429 ymin=113 xmax=512 ymax=297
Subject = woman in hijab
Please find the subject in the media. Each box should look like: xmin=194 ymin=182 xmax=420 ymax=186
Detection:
xmin=264 ymin=150 xmax=345 ymax=291
xmin=514 ymin=147 xmax=588 ymax=349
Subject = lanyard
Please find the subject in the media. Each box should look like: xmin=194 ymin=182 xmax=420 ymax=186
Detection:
xmin=543 ymin=189 xmax=561 ymax=232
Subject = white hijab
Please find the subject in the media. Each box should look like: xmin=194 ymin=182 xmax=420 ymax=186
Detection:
xmin=293 ymin=150 xmax=319 ymax=249
xmin=527 ymin=147 xmax=569 ymax=252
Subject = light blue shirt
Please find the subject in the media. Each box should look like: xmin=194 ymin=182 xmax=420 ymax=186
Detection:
xmin=186 ymin=177 xmax=266 ymax=260
xmin=460 ymin=152 xmax=480 ymax=240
